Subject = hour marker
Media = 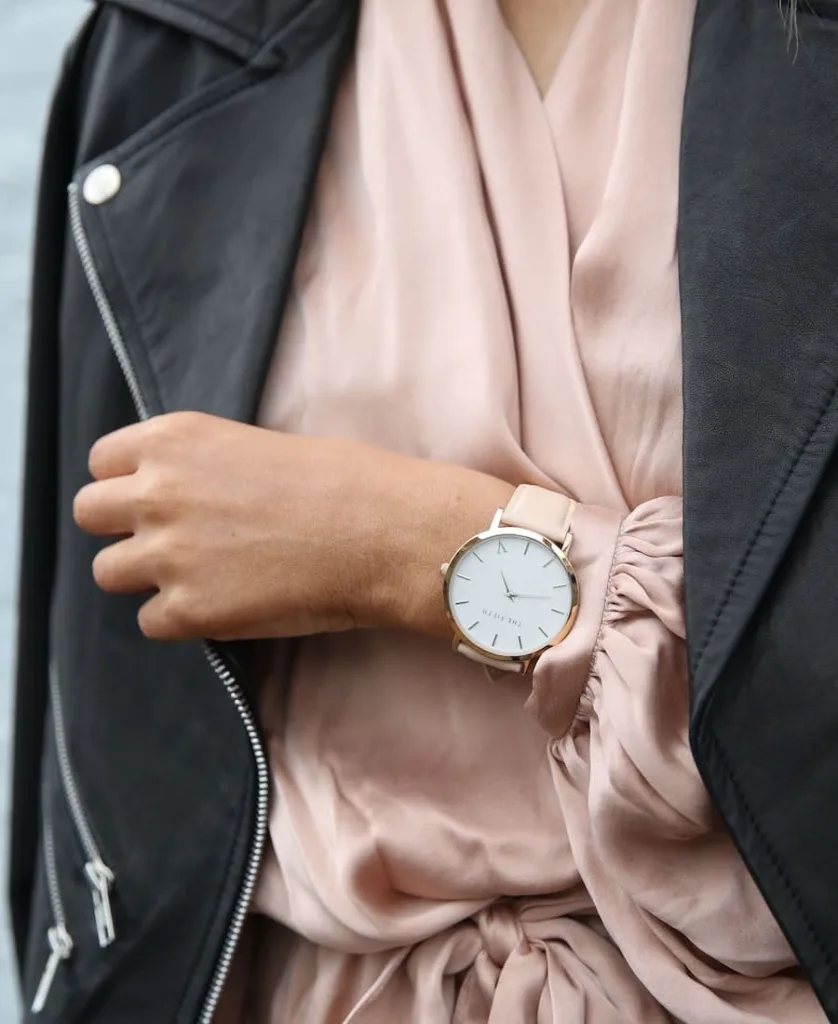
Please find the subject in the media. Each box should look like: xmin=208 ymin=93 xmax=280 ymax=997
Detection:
xmin=517 ymin=635 xmax=523 ymax=649
xmin=551 ymin=608 xmax=562 ymax=614
xmin=469 ymin=621 xmax=480 ymax=631
xmin=539 ymin=626 xmax=549 ymax=638
xmin=498 ymin=540 xmax=508 ymax=555
xmin=553 ymin=584 xmax=567 ymax=589
xmin=492 ymin=634 xmax=498 ymax=646
xmin=472 ymin=551 xmax=484 ymax=563
xmin=524 ymin=542 xmax=531 ymax=556
xmin=457 ymin=574 xmax=471 ymax=581
xmin=542 ymin=559 xmax=553 ymax=569
xmin=455 ymin=601 xmax=469 ymax=606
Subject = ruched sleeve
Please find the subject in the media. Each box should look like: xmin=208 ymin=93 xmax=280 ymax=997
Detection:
xmin=529 ymin=497 xmax=825 ymax=1023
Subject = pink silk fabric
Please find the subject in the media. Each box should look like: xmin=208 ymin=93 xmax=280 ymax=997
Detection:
xmin=215 ymin=1 xmax=825 ymax=1021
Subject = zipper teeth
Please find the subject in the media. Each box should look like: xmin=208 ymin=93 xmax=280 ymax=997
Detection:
xmin=33 ymin=812 xmax=74 ymax=1015
xmin=68 ymin=179 xmax=270 ymax=1023
xmin=198 ymin=645 xmax=269 ymax=1024
xmin=42 ymin=813 xmax=67 ymax=931
xmin=68 ymin=184 xmax=149 ymax=421
xmin=49 ymin=665 xmax=104 ymax=866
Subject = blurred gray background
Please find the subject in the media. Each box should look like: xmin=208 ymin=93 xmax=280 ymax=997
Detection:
xmin=1 ymin=0 xmax=85 ymax=1015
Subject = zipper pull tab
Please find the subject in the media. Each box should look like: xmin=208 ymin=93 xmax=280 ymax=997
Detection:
xmin=31 ymin=925 xmax=73 ymax=1014
xmin=85 ymin=859 xmax=116 ymax=948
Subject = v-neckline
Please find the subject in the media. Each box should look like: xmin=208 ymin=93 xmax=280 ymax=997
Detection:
xmin=497 ymin=0 xmax=589 ymax=101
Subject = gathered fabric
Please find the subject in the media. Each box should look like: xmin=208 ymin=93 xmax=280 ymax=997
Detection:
xmin=212 ymin=1 xmax=825 ymax=1021
xmin=246 ymin=897 xmax=671 ymax=1024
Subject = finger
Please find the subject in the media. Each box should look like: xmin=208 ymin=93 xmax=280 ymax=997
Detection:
xmin=92 ymin=537 xmax=157 ymax=595
xmin=74 ymin=477 xmax=139 ymax=536
xmin=88 ymin=423 xmax=147 ymax=480
xmin=137 ymin=590 xmax=193 ymax=642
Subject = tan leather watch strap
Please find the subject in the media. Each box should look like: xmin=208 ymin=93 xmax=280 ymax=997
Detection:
xmin=500 ymin=484 xmax=576 ymax=546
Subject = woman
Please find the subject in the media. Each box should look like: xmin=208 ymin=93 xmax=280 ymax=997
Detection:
xmin=10 ymin=0 xmax=838 ymax=1020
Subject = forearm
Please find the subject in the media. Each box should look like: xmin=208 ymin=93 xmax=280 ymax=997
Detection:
xmin=74 ymin=412 xmax=517 ymax=644
xmin=353 ymin=451 xmax=516 ymax=639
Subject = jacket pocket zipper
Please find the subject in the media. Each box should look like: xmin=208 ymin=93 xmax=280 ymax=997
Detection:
xmin=32 ymin=814 xmax=73 ymax=1013
xmin=50 ymin=664 xmax=117 ymax=949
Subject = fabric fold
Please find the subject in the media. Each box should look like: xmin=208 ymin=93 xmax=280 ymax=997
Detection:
xmin=526 ymin=500 xmax=623 ymax=738
xmin=544 ymin=496 xmax=825 ymax=1022
xmin=233 ymin=0 xmax=825 ymax=1019
xmin=246 ymin=899 xmax=674 ymax=1024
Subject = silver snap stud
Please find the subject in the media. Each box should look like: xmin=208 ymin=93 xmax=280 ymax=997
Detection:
xmin=82 ymin=164 xmax=122 ymax=206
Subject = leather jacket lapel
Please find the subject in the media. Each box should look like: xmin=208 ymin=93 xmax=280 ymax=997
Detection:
xmin=681 ymin=0 xmax=838 ymax=724
xmin=70 ymin=0 xmax=358 ymax=424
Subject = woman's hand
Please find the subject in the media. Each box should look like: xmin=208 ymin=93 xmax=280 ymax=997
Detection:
xmin=73 ymin=412 xmax=514 ymax=642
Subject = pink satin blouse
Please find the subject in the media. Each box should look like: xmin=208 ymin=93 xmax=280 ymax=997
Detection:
xmin=216 ymin=1 xmax=825 ymax=1021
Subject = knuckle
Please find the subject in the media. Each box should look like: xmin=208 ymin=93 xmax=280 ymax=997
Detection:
xmin=142 ymin=527 xmax=181 ymax=578
xmin=169 ymin=611 xmax=195 ymax=639
xmin=164 ymin=410 xmax=204 ymax=439
xmin=133 ymin=470 xmax=175 ymax=521
xmin=169 ymin=591 xmax=200 ymax=635
xmin=141 ymin=589 xmax=196 ymax=641
xmin=140 ymin=532 xmax=166 ymax=575
xmin=138 ymin=597 xmax=174 ymax=641
xmin=137 ymin=604 xmax=162 ymax=640
xmin=142 ymin=414 xmax=185 ymax=453
xmin=139 ymin=418 xmax=169 ymax=456
xmin=133 ymin=470 xmax=157 ymax=506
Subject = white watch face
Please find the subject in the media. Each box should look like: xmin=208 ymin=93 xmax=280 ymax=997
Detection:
xmin=446 ymin=531 xmax=576 ymax=659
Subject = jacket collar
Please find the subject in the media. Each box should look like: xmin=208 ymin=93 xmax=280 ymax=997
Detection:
xmin=72 ymin=0 xmax=359 ymax=424
xmin=104 ymin=0 xmax=344 ymax=68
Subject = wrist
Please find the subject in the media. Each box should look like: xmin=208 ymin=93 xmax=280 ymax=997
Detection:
xmin=358 ymin=455 xmax=515 ymax=639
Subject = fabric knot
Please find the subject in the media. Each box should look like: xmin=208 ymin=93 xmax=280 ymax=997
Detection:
xmin=476 ymin=902 xmax=528 ymax=967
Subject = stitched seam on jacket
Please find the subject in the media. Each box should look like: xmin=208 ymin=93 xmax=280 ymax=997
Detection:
xmin=256 ymin=0 xmax=346 ymax=69
xmin=692 ymin=374 xmax=838 ymax=678
xmin=86 ymin=207 xmax=166 ymax=417
xmin=149 ymin=0 xmax=258 ymax=47
xmin=707 ymin=728 xmax=834 ymax=978
xmin=102 ymin=0 xmax=258 ymax=57
xmin=98 ymin=64 xmax=256 ymax=169
xmin=256 ymin=0 xmax=324 ymax=58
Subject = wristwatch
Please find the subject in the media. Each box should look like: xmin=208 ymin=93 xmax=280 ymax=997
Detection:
xmin=441 ymin=484 xmax=579 ymax=674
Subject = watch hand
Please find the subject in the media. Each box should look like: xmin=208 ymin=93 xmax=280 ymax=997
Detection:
xmin=508 ymin=593 xmax=551 ymax=600
xmin=499 ymin=571 xmax=515 ymax=601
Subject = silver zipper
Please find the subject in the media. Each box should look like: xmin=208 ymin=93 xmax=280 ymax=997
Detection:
xmin=68 ymin=180 xmax=270 ymax=1023
xmin=32 ymin=815 xmax=74 ymax=1014
xmin=197 ymin=646 xmax=269 ymax=1023
xmin=50 ymin=664 xmax=116 ymax=948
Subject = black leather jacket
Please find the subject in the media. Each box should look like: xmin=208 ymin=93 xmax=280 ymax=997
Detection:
xmin=11 ymin=1 xmax=838 ymax=1020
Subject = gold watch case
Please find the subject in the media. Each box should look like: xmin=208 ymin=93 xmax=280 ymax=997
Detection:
xmin=440 ymin=510 xmax=580 ymax=673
